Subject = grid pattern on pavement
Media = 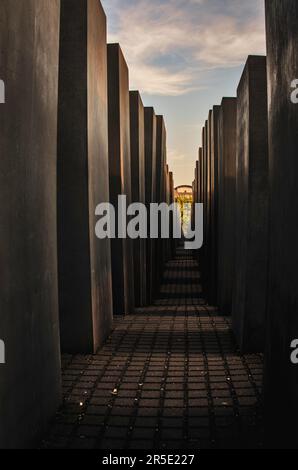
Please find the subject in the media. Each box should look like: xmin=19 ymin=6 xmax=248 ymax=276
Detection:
xmin=43 ymin=250 xmax=263 ymax=449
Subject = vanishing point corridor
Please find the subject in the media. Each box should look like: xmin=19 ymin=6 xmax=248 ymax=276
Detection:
xmin=43 ymin=249 xmax=263 ymax=450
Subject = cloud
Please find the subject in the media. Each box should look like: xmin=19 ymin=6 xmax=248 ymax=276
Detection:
xmin=102 ymin=0 xmax=266 ymax=96
xmin=167 ymin=148 xmax=188 ymax=163
xmin=194 ymin=15 xmax=266 ymax=68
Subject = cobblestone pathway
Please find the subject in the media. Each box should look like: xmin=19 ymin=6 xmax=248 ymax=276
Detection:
xmin=43 ymin=250 xmax=263 ymax=449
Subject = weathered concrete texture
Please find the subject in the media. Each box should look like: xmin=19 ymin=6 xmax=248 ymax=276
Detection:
xmin=264 ymin=0 xmax=298 ymax=448
xmin=58 ymin=0 xmax=113 ymax=352
xmin=207 ymin=112 xmax=213 ymax=284
xmin=156 ymin=116 xmax=167 ymax=287
xmin=144 ymin=108 xmax=157 ymax=303
xmin=0 ymin=0 xmax=61 ymax=448
xmin=108 ymin=44 xmax=135 ymax=315
xmin=195 ymin=159 xmax=200 ymax=204
xmin=165 ymin=165 xmax=170 ymax=205
xmin=196 ymin=149 xmax=203 ymax=263
xmin=193 ymin=154 xmax=202 ymax=263
xmin=144 ymin=108 xmax=157 ymax=205
xmin=162 ymin=152 xmax=172 ymax=263
xmin=169 ymin=172 xmax=175 ymax=204
xmin=232 ymin=56 xmax=269 ymax=353
xmin=202 ymin=116 xmax=212 ymax=298
xmin=192 ymin=166 xmax=197 ymax=232
xmin=168 ymin=171 xmax=176 ymax=258
xmin=201 ymin=126 xmax=208 ymax=289
xmin=130 ymin=91 xmax=146 ymax=307
xmin=170 ymin=176 xmax=176 ymax=233
xmin=217 ymin=98 xmax=237 ymax=315
xmin=165 ymin=165 xmax=172 ymax=261
xmin=199 ymin=148 xmax=203 ymax=202
xmin=208 ymin=106 xmax=220 ymax=306
xmin=156 ymin=116 xmax=167 ymax=204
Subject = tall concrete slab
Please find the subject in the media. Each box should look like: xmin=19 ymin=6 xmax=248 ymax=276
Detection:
xmin=201 ymin=125 xmax=208 ymax=291
xmin=194 ymin=154 xmax=202 ymax=263
xmin=0 ymin=0 xmax=61 ymax=448
xmin=165 ymin=165 xmax=172 ymax=260
xmin=207 ymin=111 xmax=213 ymax=264
xmin=108 ymin=44 xmax=134 ymax=315
xmin=58 ymin=0 xmax=113 ymax=352
xmin=202 ymin=115 xmax=212 ymax=298
xmin=207 ymin=112 xmax=213 ymax=283
xmin=232 ymin=56 xmax=269 ymax=353
xmin=209 ymin=106 xmax=220 ymax=305
xmin=264 ymin=0 xmax=298 ymax=448
xmin=169 ymin=171 xmax=176 ymax=257
xmin=192 ymin=165 xmax=197 ymax=232
xmin=161 ymin=141 xmax=169 ymax=263
xmin=194 ymin=168 xmax=198 ymax=206
xmin=156 ymin=116 xmax=167 ymax=205
xmin=166 ymin=165 xmax=170 ymax=205
xmin=199 ymin=148 xmax=203 ymax=203
xmin=144 ymin=108 xmax=157 ymax=303
xmin=217 ymin=98 xmax=237 ymax=315
xmin=195 ymin=159 xmax=200 ymax=204
xmin=156 ymin=116 xmax=167 ymax=286
xmin=145 ymin=108 xmax=157 ymax=206
xmin=169 ymin=172 xmax=175 ymax=204
xmin=130 ymin=91 xmax=146 ymax=307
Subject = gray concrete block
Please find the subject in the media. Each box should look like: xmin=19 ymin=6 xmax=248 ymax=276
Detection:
xmin=156 ymin=116 xmax=167 ymax=205
xmin=193 ymin=157 xmax=201 ymax=261
xmin=195 ymin=159 xmax=200 ymax=204
xmin=145 ymin=108 xmax=157 ymax=206
xmin=58 ymin=0 xmax=113 ymax=352
xmin=202 ymin=116 xmax=212 ymax=298
xmin=207 ymin=111 xmax=212 ymax=262
xmin=217 ymin=98 xmax=237 ymax=315
xmin=166 ymin=164 xmax=170 ymax=205
xmin=144 ymin=107 xmax=157 ymax=303
xmin=209 ymin=106 xmax=220 ymax=305
xmin=165 ymin=165 xmax=173 ymax=260
xmin=264 ymin=0 xmax=298 ymax=447
xmin=201 ymin=125 xmax=208 ymax=287
xmin=108 ymin=44 xmax=135 ymax=315
xmin=199 ymin=148 xmax=203 ymax=203
xmin=232 ymin=56 xmax=269 ymax=353
xmin=156 ymin=115 xmax=167 ymax=285
xmin=0 ymin=0 xmax=61 ymax=448
xmin=169 ymin=170 xmax=176 ymax=257
xmin=130 ymin=91 xmax=146 ymax=307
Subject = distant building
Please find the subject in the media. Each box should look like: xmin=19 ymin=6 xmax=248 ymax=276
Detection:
xmin=175 ymin=185 xmax=193 ymax=237
xmin=174 ymin=185 xmax=193 ymax=204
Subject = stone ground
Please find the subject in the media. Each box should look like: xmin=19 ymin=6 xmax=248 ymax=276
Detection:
xmin=42 ymin=249 xmax=264 ymax=449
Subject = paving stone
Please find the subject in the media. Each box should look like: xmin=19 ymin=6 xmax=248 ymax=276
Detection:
xmin=76 ymin=426 xmax=101 ymax=438
xmin=99 ymin=440 xmax=126 ymax=450
xmin=43 ymin=250 xmax=263 ymax=449
xmin=69 ymin=438 xmax=96 ymax=450
xmin=132 ymin=428 xmax=156 ymax=440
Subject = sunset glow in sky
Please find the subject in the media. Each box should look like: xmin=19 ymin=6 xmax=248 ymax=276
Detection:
xmin=102 ymin=0 xmax=266 ymax=186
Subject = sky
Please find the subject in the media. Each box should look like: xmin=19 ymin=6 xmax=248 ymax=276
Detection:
xmin=101 ymin=0 xmax=266 ymax=187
